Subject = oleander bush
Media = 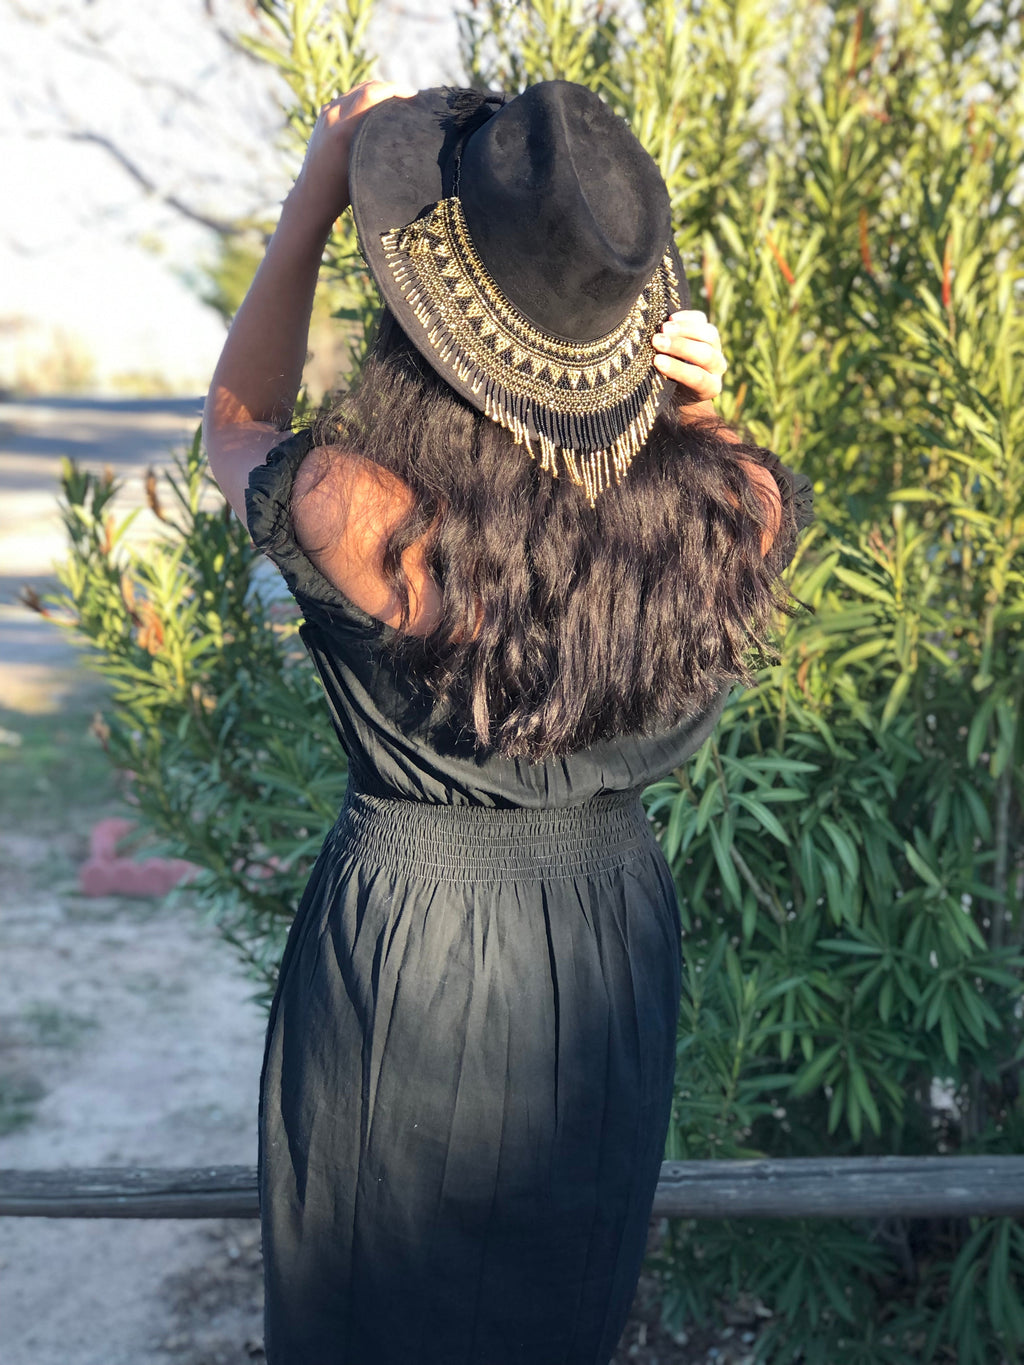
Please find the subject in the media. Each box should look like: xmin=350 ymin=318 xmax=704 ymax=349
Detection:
xmin=43 ymin=431 xmax=348 ymax=1000
xmin=30 ymin=0 xmax=1024 ymax=1360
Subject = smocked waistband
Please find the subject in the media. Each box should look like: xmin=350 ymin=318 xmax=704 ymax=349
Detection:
xmin=331 ymin=787 xmax=654 ymax=881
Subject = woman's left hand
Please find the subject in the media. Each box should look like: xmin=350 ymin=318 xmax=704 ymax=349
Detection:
xmin=288 ymin=80 xmax=417 ymax=233
xmin=652 ymin=311 xmax=728 ymax=403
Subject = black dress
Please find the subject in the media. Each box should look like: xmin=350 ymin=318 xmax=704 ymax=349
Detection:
xmin=245 ymin=430 xmax=814 ymax=1365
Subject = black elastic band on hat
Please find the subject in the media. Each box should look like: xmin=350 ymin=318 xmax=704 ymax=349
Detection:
xmin=438 ymin=88 xmax=507 ymax=199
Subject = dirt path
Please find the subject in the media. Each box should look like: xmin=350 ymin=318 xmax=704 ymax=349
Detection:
xmin=0 ymin=697 xmax=270 ymax=1365
xmin=0 ymin=788 xmax=267 ymax=1361
xmin=0 ymin=395 xmax=222 ymax=711
xmin=0 ymin=397 xmax=269 ymax=1363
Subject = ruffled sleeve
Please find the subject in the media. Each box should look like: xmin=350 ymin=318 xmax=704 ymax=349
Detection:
xmin=758 ymin=450 xmax=816 ymax=553
xmin=787 ymin=466 xmax=816 ymax=534
xmin=244 ymin=427 xmax=390 ymax=634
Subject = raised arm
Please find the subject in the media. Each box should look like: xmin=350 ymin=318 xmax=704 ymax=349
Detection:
xmin=202 ymin=80 xmax=414 ymax=523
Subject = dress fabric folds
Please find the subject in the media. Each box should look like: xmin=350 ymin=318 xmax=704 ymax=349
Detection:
xmin=244 ymin=430 xmax=815 ymax=1365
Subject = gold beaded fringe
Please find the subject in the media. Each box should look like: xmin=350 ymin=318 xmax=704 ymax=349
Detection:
xmin=380 ymin=197 xmax=682 ymax=507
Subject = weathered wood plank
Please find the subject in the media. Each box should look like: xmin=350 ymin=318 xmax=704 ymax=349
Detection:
xmin=651 ymin=1156 xmax=1024 ymax=1219
xmin=0 ymin=1166 xmax=258 ymax=1219
xmin=2 ymin=1157 xmax=1023 ymax=1220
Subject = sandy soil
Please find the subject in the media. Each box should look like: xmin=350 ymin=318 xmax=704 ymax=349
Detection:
xmin=0 ymin=396 xmax=272 ymax=1363
xmin=0 ymin=776 xmax=268 ymax=1365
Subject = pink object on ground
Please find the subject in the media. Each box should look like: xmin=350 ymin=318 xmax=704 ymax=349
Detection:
xmin=79 ymin=817 xmax=202 ymax=898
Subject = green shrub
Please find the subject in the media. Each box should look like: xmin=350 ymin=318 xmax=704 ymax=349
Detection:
xmin=32 ymin=0 xmax=1023 ymax=1359
xmin=42 ymin=437 xmax=348 ymax=1007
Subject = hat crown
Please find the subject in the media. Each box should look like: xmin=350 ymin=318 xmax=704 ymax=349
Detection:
xmin=347 ymin=80 xmax=688 ymax=503
xmin=458 ymin=81 xmax=672 ymax=343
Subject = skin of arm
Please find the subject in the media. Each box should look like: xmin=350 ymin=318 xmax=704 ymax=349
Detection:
xmin=202 ymin=80 xmax=415 ymax=523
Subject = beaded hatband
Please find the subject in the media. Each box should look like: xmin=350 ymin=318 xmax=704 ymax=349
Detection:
xmin=380 ymin=197 xmax=682 ymax=507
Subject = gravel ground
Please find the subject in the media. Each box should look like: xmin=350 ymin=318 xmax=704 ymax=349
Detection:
xmin=0 ymin=713 xmax=268 ymax=1365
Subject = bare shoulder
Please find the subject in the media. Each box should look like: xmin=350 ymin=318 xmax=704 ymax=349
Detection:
xmin=292 ymin=443 xmax=412 ymax=537
xmin=290 ymin=444 xmax=441 ymax=633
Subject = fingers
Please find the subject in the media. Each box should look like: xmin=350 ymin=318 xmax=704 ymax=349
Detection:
xmin=653 ymin=354 xmax=725 ymax=397
xmin=652 ymin=332 xmax=727 ymax=374
xmin=651 ymin=308 xmax=727 ymax=396
xmin=656 ymin=310 xmax=722 ymax=351
xmin=669 ymin=310 xmax=717 ymax=325
xmin=321 ymin=79 xmax=417 ymax=117
xmin=351 ymin=79 xmax=418 ymax=106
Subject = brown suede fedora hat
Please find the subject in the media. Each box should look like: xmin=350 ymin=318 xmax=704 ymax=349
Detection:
xmin=348 ymin=81 xmax=690 ymax=506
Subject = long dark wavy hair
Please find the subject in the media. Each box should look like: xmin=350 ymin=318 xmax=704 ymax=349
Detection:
xmin=297 ymin=308 xmax=811 ymax=763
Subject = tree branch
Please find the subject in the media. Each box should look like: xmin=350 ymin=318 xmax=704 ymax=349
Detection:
xmin=65 ymin=131 xmax=245 ymax=239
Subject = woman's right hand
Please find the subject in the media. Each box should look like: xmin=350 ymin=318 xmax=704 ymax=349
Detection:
xmin=651 ymin=310 xmax=728 ymax=404
xmin=656 ymin=311 xmax=780 ymax=553
xmin=288 ymin=79 xmax=417 ymax=233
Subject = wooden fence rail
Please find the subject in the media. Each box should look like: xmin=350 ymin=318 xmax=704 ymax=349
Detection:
xmin=2 ymin=1157 xmax=1023 ymax=1221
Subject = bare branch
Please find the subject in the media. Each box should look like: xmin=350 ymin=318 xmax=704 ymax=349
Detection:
xmin=65 ymin=130 xmax=245 ymax=238
xmin=53 ymin=35 xmax=207 ymax=108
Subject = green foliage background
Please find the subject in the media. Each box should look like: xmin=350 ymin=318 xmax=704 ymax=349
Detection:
xmin=33 ymin=1 xmax=1024 ymax=1360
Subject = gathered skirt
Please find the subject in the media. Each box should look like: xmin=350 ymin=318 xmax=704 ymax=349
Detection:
xmin=258 ymin=787 xmax=682 ymax=1364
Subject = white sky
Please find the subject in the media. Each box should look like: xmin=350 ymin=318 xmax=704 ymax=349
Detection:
xmin=1 ymin=0 xmax=459 ymax=393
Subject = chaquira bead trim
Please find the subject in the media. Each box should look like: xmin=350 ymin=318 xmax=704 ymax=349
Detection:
xmin=380 ymin=196 xmax=683 ymax=507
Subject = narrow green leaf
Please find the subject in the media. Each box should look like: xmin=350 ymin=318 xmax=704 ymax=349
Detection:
xmin=734 ymin=793 xmax=791 ymax=845
xmin=939 ymin=999 xmax=960 ymax=1066
xmin=832 ymin=565 xmax=895 ymax=605
xmin=904 ymin=840 xmax=942 ymax=888
xmin=819 ymin=816 xmax=859 ymax=882
xmin=790 ymin=1042 xmax=841 ymax=1097
xmin=709 ymin=819 xmax=742 ymax=907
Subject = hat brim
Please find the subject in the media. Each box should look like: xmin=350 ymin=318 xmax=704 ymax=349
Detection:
xmin=349 ymin=88 xmax=456 ymax=283
xmin=348 ymin=88 xmax=693 ymax=502
xmin=349 ymin=86 xmax=693 ymax=376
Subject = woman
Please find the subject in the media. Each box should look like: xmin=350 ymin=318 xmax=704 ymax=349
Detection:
xmin=204 ymin=79 xmax=813 ymax=1365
